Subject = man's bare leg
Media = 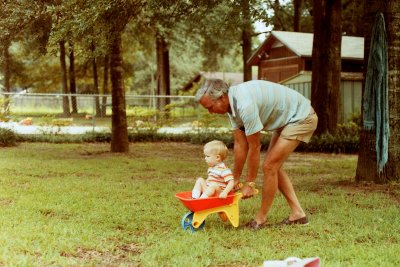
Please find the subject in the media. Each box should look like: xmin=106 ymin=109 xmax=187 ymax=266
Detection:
xmin=278 ymin=169 xmax=306 ymax=220
xmin=254 ymin=136 xmax=301 ymax=224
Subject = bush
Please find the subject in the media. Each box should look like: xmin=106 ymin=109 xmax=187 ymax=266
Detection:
xmin=15 ymin=124 xmax=360 ymax=154
xmin=0 ymin=128 xmax=18 ymax=147
xmin=299 ymin=133 xmax=359 ymax=153
xmin=296 ymin=121 xmax=360 ymax=153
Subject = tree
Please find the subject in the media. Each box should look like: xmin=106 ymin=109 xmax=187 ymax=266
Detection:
xmin=310 ymin=0 xmax=342 ymax=134
xmin=293 ymin=0 xmax=302 ymax=32
xmin=110 ymin=34 xmax=129 ymax=152
xmin=155 ymin=32 xmax=170 ymax=114
xmin=342 ymin=0 xmax=365 ymax=36
xmin=198 ymin=1 xmax=256 ymax=77
xmin=69 ymin=41 xmax=78 ymax=114
xmin=91 ymin=43 xmax=101 ymax=117
xmin=356 ymin=0 xmax=400 ymax=182
xmin=0 ymin=1 xmax=49 ymax=112
xmin=143 ymin=0 xmax=219 ymax=115
xmin=59 ymin=40 xmax=71 ymax=116
xmin=101 ymin=55 xmax=109 ymax=117
xmin=48 ymin=0 xmax=147 ymax=152
xmin=241 ymin=0 xmax=253 ymax=82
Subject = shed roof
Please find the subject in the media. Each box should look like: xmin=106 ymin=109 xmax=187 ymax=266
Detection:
xmin=248 ymin=31 xmax=364 ymax=66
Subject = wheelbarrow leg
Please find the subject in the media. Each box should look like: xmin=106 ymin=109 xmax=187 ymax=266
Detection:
xmin=218 ymin=194 xmax=241 ymax=227
xmin=192 ymin=193 xmax=242 ymax=228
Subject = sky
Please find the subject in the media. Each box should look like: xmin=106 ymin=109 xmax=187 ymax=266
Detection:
xmin=254 ymin=20 xmax=273 ymax=42
xmin=253 ymin=0 xmax=291 ymax=42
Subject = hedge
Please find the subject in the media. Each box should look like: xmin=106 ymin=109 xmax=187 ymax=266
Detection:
xmin=0 ymin=128 xmax=359 ymax=154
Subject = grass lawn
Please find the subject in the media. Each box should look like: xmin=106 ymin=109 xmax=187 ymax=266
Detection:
xmin=0 ymin=143 xmax=399 ymax=266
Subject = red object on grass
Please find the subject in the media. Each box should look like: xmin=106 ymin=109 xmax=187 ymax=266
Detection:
xmin=175 ymin=191 xmax=235 ymax=212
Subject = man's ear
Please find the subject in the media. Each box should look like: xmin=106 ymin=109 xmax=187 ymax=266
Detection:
xmin=222 ymin=94 xmax=229 ymax=103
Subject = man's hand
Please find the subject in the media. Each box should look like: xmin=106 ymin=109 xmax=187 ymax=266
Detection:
xmin=233 ymin=180 xmax=242 ymax=192
xmin=241 ymin=184 xmax=256 ymax=199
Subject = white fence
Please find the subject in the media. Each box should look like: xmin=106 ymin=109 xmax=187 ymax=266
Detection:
xmin=1 ymin=82 xmax=360 ymax=133
xmin=0 ymin=93 xmax=204 ymax=131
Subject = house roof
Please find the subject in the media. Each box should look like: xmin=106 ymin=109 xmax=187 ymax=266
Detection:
xmin=248 ymin=31 xmax=364 ymax=66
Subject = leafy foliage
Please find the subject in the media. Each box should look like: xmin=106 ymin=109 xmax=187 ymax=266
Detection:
xmin=0 ymin=128 xmax=18 ymax=147
xmin=0 ymin=0 xmax=366 ymax=96
xmin=15 ymin=122 xmax=360 ymax=154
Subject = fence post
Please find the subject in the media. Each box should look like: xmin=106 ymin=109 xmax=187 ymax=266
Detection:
xmin=197 ymin=105 xmax=200 ymax=136
xmin=92 ymin=95 xmax=96 ymax=131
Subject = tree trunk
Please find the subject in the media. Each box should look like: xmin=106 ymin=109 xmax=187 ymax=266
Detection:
xmin=386 ymin=0 xmax=400 ymax=181
xmin=59 ymin=40 xmax=70 ymax=117
xmin=293 ymin=0 xmax=302 ymax=32
xmin=310 ymin=0 xmax=342 ymax=135
xmin=91 ymin=43 xmax=101 ymax=117
xmin=356 ymin=0 xmax=400 ymax=182
xmin=69 ymin=41 xmax=78 ymax=114
xmin=241 ymin=0 xmax=252 ymax=82
xmin=273 ymin=0 xmax=280 ymax=29
xmin=2 ymin=42 xmax=10 ymax=93
xmin=156 ymin=32 xmax=170 ymax=118
xmin=101 ymin=55 xmax=110 ymax=117
xmin=110 ymin=34 xmax=129 ymax=153
xmin=2 ymin=41 xmax=11 ymax=115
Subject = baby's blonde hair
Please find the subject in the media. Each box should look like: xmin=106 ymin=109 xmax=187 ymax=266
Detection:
xmin=203 ymin=140 xmax=228 ymax=161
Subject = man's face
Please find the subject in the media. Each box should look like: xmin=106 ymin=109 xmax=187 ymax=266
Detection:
xmin=199 ymin=94 xmax=230 ymax=114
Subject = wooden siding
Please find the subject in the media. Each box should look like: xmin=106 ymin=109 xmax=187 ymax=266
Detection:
xmin=258 ymin=57 xmax=304 ymax=82
xmin=268 ymin=46 xmax=297 ymax=59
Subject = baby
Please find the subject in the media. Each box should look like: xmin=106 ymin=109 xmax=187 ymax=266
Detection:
xmin=192 ymin=140 xmax=235 ymax=199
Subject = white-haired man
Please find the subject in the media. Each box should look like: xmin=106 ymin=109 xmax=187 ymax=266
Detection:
xmin=195 ymin=79 xmax=318 ymax=229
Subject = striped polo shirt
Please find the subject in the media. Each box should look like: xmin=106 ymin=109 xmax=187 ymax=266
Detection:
xmin=206 ymin=162 xmax=234 ymax=189
xmin=227 ymin=80 xmax=312 ymax=136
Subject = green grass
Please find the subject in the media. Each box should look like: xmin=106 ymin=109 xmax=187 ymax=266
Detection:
xmin=0 ymin=143 xmax=399 ymax=266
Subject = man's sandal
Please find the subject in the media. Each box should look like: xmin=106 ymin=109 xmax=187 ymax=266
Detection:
xmin=278 ymin=216 xmax=309 ymax=226
xmin=244 ymin=219 xmax=270 ymax=230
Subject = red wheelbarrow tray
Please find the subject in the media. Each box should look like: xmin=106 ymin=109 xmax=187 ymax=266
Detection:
xmin=175 ymin=191 xmax=236 ymax=212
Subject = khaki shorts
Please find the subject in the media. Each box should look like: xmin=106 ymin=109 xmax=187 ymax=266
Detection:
xmin=275 ymin=108 xmax=318 ymax=143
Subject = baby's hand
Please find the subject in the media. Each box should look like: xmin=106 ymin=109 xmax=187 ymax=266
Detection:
xmin=219 ymin=191 xmax=228 ymax=198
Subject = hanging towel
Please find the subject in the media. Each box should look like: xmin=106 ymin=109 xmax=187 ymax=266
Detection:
xmin=362 ymin=13 xmax=390 ymax=172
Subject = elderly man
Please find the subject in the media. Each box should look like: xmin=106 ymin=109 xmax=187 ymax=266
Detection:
xmin=195 ymin=79 xmax=318 ymax=230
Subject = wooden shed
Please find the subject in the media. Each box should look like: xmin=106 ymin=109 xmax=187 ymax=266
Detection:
xmin=280 ymin=71 xmax=363 ymax=122
xmin=247 ymin=31 xmax=364 ymax=122
xmin=247 ymin=31 xmax=364 ymax=83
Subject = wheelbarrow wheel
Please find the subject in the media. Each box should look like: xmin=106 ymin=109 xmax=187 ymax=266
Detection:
xmin=181 ymin=211 xmax=205 ymax=232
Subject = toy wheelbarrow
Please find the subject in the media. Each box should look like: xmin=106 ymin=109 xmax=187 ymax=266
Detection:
xmin=175 ymin=191 xmax=243 ymax=231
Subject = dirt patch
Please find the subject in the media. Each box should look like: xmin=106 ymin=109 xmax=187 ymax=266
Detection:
xmin=0 ymin=198 xmax=13 ymax=206
xmin=335 ymin=180 xmax=400 ymax=204
xmin=61 ymin=244 xmax=141 ymax=266
xmin=129 ymin=142 xmax=203 ymax=159
xmin=75 ymin=142 xmax=204 ymax=161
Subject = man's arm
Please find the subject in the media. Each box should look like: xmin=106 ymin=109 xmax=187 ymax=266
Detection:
xmin=245 ymin=131 xmax=261 ymax=183
xmin=233 ymin=129 xmax=248 ymax=183
xmin=241 ymin=131 xmax=261 ymax=198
